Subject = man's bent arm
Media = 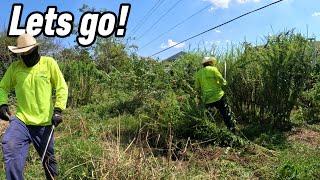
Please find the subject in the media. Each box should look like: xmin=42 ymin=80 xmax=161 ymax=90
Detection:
xmin=0 ymin=64 xmax=14 ymax=105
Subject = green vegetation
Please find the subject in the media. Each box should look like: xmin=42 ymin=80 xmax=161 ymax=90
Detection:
xmin=0 ymin=30 xmax=319 ymax=179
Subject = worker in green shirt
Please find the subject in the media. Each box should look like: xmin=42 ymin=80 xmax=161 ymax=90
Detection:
xmin=195 ymin=57 xmax=235 ymax=132
xmin=0 ymin=34 xmax=68 ymax=180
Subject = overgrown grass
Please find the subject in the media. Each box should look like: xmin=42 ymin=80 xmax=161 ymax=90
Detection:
xmin=1 ymin=107 xmax=319 ymax=179
xmin=0 ymin=31 xmax=319 ymax=179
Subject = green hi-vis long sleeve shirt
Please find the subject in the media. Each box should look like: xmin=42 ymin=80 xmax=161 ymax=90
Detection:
xmin=0 ymin=56 xmax=68 ymax=126
xmin=195 ymin=66 xmax=227 ymax=104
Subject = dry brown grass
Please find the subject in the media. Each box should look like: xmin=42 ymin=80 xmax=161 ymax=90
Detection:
xmin=288 ymin=128 xmax=320 ymax=148
xmin=0 ymin=121 xmax=9 ymax=137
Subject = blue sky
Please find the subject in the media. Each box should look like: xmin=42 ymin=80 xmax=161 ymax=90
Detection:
xmin=0 ymin=0 xmax=320 ymax=59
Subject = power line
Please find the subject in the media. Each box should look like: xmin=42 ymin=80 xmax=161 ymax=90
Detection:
xmin=136 ymin=0 xmax=184 ymax=40
xmin=129 ymin=0 xmax=164 ymax=36
xmin=128 ymin=0 xmax=166 ymax=37
xmin=149 ymin=0 xmax=285 ymax=57
xmin=140 ymin=4 xmax=211 ymax=50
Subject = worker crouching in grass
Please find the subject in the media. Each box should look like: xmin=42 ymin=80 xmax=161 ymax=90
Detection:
xmin=0 ymin=33 xmax=68 ymax=180
xmin=195 ymin=57 xmax=236 ymax=133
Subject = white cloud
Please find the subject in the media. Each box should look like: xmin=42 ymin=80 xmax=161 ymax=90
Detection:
xmin=204 ymin=0 xmax=260 ymax=9
xmin=312 ymin=12 xmax=320 ymax=17
xmin=214 ymin=29 xmax=221 ymax=33
xmin=209 ymin=7 xmax=216 ymax=12
xmin=161 ymin=39 xmax=185 ymax=49
xmin=237 ymin=0 xmax=260 ymax=4
xmin=204 ymin=0 xmax=231 ymax=9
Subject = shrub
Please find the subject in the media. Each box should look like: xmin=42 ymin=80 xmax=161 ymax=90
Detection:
xmin=226 ymin=31 xmax=315 ymax=128
xmin=59 ymin=59 xmax=108 ymax=107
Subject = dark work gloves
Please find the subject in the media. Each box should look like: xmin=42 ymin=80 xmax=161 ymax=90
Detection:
xmin=0 ymin=104 xmax=10 ymax=121
xmin=52 ymin=107 xmax=63 ymax=127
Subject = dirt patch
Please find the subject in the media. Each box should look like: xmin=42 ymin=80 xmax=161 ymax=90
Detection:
xmin=193 ymin=147 xmax=224 ymax=161
xmin=288 ymin=128 xmax=320 ymax=148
